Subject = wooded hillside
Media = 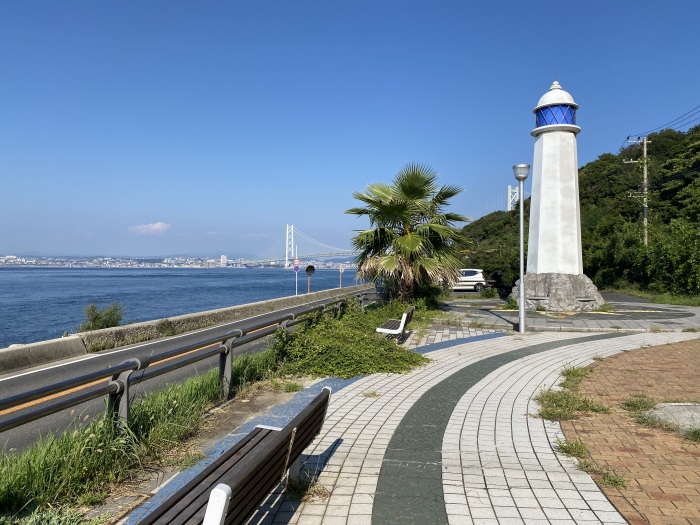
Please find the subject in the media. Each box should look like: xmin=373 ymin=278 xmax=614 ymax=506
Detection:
xmin=459 ymin=125 xmax=700 ymax=295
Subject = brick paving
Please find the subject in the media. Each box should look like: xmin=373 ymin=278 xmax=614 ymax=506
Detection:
xmin=561 ymin=338 xmax=700 ymax=525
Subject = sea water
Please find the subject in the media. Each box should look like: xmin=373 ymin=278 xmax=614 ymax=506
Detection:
xmin=0 ymin=267 xmax=359 ymax=348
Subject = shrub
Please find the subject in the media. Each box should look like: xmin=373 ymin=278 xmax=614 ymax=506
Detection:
xmin=77 ymin=302 xmax=124 ymax=332
xmin=272 ymin=302 xmax=428 ymax=379
xmin=156 ymin=319 xmax=177 ymax=337
xmin=502 ymin=296 xmax=518 ymax=310
xmin=480 ymin=287 xmax=497 ymax=299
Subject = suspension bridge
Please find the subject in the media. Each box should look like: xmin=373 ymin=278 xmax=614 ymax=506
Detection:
xmin=238 ymin=185 xmax=527 ymax=266
xmin=237 ymin=225 xmax=357 ymax=267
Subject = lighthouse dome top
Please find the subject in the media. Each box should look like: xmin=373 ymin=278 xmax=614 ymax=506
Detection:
xmin=533 ymin=81 xmax=578 ymax=112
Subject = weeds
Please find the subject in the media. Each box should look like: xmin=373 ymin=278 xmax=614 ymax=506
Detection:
xmin=433 ymin=312 xmax=466 ymax=327
xmin=559 ymin=365 xmax=590 ymax=390
xmin=684 ymin=428 xmax=700 ymax=442
xmin=535 ymin=389 xmax=610 ymax=420
xmin=1 ymin=368 xmax=231 ymax=516
xmin=283 ymin=382 xmax=303 ymax=393
xmin=634 ymin=412 xmax=679 ymax=432
xmin=578 ymin=460 xmax=603 ymax=475
xmin=286 ymin=474 xmax=331 ymax=502
xmin=622 ymin=393 xmax=656 ymax=412
xmin=500 ymin=297 xmax=518 ymax=310
xmin=155 ymin=318 xmax=177 ymax=337
xmin=595 ymin=303 xmax=616 ymax=313
xmin=577 ymin=461 xmax=627 ymax=489
xmin=536 ymin=365 xmax=609 ymax=421
xmin=601 ymin=471 xmax=627 ymax=488
xmin=555 ymin=438 xmax=588 ymax=458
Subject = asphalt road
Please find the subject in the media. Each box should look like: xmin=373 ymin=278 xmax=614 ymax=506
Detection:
xmin=0 ymin=293 xmax=362 ymax=452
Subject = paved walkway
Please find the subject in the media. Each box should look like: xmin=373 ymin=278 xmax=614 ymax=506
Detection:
xmin=444 ymin=295 xmax=700 ymax=333
xmin=124 ymin=298 xmax=700 ymax=524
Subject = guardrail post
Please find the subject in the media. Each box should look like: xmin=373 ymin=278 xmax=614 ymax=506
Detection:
xmin=108 ymin=358 xmax=147 ymax=430
xmin=219 ymin=338 xmax=235 ymax=400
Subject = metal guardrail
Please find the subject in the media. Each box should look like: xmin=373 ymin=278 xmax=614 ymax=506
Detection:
xmin=0 ymin=290 xmax=380 ymax=434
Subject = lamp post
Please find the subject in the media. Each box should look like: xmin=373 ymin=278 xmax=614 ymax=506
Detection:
xmin=513 ymin=164 xmax=530 ymax=334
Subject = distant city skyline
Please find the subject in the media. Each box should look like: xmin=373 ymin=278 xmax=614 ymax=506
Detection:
xmin=1 ymin=1 xmax=698 ymax=257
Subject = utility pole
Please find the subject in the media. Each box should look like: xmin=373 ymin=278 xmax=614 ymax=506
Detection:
xmin=624 ymin=136 xmax=651 ymax=246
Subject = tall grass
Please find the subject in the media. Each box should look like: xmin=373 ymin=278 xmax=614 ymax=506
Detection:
xmin=0 ymin=358 xmax=265 ymax=518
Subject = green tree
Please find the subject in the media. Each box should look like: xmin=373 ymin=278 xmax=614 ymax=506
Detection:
xmin=78 ymin=302 xmax=124 ymax=332
xmin=346 ymin=163 xmax=468 ymax=301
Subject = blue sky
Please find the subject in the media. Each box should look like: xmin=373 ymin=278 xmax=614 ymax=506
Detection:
xmin=1 ymin=1 xmax=698 ymax=258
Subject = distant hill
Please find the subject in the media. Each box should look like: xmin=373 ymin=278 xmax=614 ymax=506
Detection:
xmin=458 ymin=125 xmax=700 ymax=294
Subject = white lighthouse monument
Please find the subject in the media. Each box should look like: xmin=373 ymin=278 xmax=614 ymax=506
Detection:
xmin=513 ymin=81 xmax=604 ymax=312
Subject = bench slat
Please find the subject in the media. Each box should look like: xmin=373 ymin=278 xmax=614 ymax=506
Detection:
xmin=223 ymin=439 xmax=292 ymax=525
xmin=140 ymin=428 xmax=272 ymax=525
xmin=194 ymin=442 xmax=291 ymax=525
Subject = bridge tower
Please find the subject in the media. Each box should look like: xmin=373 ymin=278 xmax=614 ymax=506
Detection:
xmin=507 ymin=185 xmax=520 ymax=211
xmin=285 ymin=224 xmax=294 ymax=267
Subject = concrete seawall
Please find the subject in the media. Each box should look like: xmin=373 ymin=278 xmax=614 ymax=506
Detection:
xmin=0 ymin=284 xmax=374 ymax=374
xmin=0 ymin=336 xmax=88 ymax=375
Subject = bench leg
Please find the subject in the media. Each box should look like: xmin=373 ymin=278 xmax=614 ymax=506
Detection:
xmin=287 ymin=456 xmax=302 ymax=484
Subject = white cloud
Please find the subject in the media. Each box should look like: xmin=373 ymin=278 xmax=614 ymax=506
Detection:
xmin=129 ymin=222 xmax=171 ymax=235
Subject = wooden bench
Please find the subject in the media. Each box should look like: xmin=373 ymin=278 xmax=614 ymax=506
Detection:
xmin=140 ymin=387 xmax=332 ymax=525
xmin=375 ymin=306 xmax=415 ymax=341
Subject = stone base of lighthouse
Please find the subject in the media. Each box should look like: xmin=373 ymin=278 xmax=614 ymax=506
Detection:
xmin=511 ymin=273 xmax=604 ymax=312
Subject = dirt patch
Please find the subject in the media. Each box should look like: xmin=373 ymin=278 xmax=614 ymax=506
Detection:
xmin=91 ymin=379 xmax=315 ymax=524
xmin=560 ymin=338 xmax=700 ymax=525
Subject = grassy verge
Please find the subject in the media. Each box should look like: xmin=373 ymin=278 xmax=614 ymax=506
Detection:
xmin=602 ymin=287 xmax=700 ymax=307
xmin=2 ymin=300 xmax=430 ymax=523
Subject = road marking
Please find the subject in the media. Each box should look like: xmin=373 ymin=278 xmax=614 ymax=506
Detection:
xmin=0 ymin=378 xmax=106 ymax=416
xmin=0 ymin=341 xmax=228 ymax=416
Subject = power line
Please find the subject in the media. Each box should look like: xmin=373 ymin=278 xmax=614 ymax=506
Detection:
xmin=629 ymin=103 xmax=700 ymax=136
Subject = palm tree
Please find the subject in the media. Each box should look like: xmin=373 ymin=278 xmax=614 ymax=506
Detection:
xmin=346 ymin=163 xmax=469 ymax=301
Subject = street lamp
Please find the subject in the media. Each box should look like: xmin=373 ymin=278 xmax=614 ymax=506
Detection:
xmin=513 ymin=164 xmax=530 ymax=334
